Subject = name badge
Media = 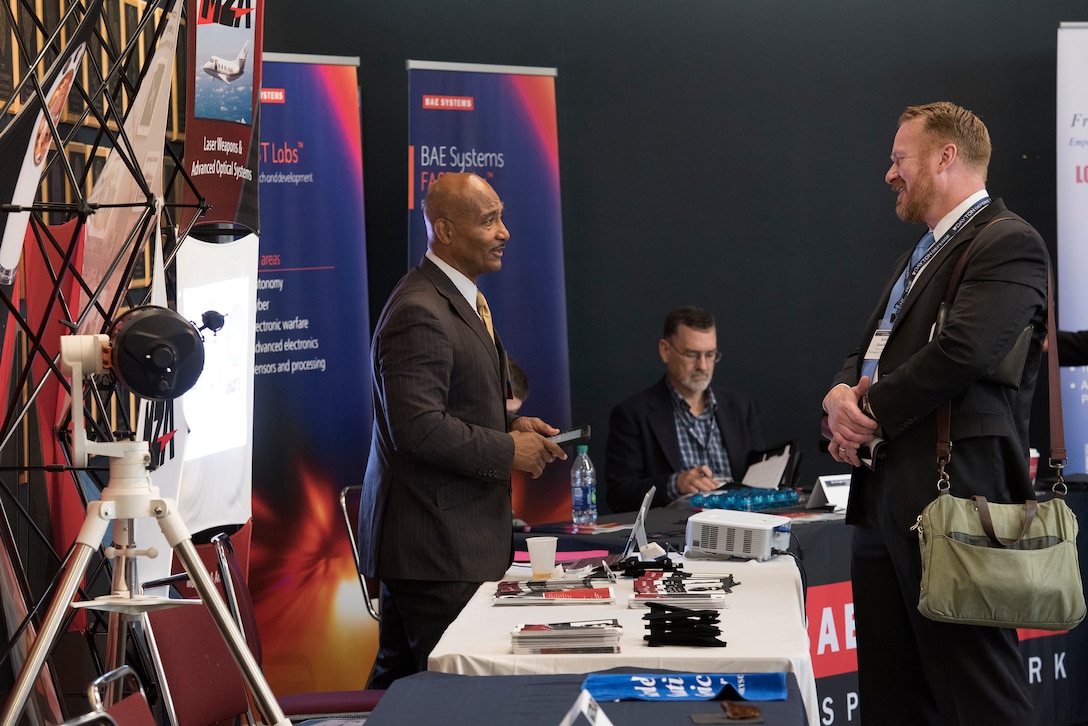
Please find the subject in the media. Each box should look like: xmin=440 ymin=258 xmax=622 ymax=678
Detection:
xmin=864 ymin=329 xmax=890 ymax=365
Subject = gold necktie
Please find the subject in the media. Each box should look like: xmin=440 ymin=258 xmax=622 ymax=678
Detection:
xmin=476 ymin=290 xmax=495 ymax=342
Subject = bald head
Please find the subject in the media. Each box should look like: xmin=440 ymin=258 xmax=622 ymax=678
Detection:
xmin=422 ymin=173 xmax=509 ymax=281
xmin=423 ymin=173 xmax=492 ymax=239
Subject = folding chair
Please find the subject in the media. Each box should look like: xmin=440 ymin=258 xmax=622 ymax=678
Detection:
xmin=339 ymin=484 xmax=380 ymax=622
xmin=89 ymin=665 xmax=158 ymax=726
xmin=144 ymin=600 xmax=253 ymax=726
xmin=207 ymin=533 xmax=385 ymax=720
xmin=60 ymin=665 xmax=156 ymax=726
xmin=141 ymin=532 xmax=383 ymax=725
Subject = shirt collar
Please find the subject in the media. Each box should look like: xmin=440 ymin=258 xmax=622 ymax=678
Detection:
xmin=932 ymin=189 xmax=989 ymax=241
xmin=666 ymin=378 xmax=718 ymax=417
xmin=426 ymin=250 xmax=478 ymax=311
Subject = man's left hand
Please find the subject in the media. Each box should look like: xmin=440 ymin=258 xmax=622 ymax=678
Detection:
xmin=823 ymin=377 xmax=878 ymax=467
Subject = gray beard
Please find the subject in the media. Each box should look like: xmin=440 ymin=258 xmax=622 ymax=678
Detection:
xmin=683 ymin=375 xmax=711 ymax=394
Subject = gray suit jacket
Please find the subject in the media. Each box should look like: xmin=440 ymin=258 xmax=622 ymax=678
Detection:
xmin=359 ymin=257 xmax=516 ymax=582
xmin=833 ymin=200 xmax=1049 ymax=533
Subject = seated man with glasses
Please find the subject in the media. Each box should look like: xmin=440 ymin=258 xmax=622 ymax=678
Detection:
xmin=605 ymin=305 xmax=765 ymax=512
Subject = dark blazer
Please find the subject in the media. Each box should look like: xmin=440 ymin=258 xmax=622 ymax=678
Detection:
xmin=359 ymin=257 xmax=516 ymax=582
xmin=833 ymin=199 xmax=1049 ymax=533
xmin=1058 ymin=329 xmax=1088 ymax=367
xmin=605 ymin=376 xmax=765 ymax=512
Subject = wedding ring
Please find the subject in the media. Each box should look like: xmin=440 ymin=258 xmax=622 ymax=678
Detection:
xmin=838 ymin=447 xmax=847 ymax=453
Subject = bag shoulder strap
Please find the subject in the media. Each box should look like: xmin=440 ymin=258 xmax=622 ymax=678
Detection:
xmin=941 ymin=217 xmax=1015 ymax=302
xmin=936 ymin=219 xmax=1066 ymax=496
xmin=935 ymin=218 xmax=1013 ymax=463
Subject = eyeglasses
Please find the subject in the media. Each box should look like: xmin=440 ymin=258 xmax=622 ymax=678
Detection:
xmin=664 ymin=338 xmax=722 ymax=363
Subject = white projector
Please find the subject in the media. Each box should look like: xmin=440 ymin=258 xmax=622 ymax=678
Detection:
xmin=685 ymin=509 xmax=792 ymax=561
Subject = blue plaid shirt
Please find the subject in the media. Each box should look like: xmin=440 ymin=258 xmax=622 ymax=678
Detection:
xmin=665 ymin=380 xmax=733 ymax=501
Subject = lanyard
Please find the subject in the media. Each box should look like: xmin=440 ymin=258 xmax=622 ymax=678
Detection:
xmin=890 ymin=197 xmax=990 ymax=321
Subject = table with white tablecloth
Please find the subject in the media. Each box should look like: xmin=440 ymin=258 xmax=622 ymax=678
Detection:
xmin=428 ymin=555 xmax=818 ymax=726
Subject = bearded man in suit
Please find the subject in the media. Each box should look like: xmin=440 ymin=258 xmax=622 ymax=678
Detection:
xmin=823 ymin=102 xmax=1047 ymax=724
xmin=359 ymin=172 xmax=566 ymax=687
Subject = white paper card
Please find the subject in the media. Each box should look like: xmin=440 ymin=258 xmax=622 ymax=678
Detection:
xmin=741 ymin=444 xmax=791 ymax=489
xmin=808 ymin=474 xmax=852 ymax=511
xmin=558 ymin=689 xmax=615 ymax=726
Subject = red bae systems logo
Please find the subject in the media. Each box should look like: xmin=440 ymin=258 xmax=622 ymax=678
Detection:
xmin=423 ymin=95 xmax=475 ymax=111
xmin=807 ymin=581 xmax=858 ymax=678
xmin=806 ymin=580 xmax=1066 ymax=679
xmin=261 ymin=88 xmax=285 ymax=104
xmin=197 ymin=0 xmax=255 ymax=26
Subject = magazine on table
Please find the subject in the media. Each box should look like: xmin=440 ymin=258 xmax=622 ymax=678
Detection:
xmin=510 ymin=618 xmax=623 ymax=654
xmin=493 ymin=579 xmax=616 ymax=605
xmin=626 ymin=571 xmax=736 ymax=609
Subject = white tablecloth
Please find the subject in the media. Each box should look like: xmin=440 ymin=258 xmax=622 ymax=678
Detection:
xmin=429 ymin=555 xmax=818 ymax=725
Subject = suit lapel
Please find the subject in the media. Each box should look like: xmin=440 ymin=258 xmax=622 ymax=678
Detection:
xmin=648 ymin=379 xmax=684 ymax=471
xmin=893 ymin=237 xmax=967 ymax=325
xmin=892 ymin=201 xmax=1004 ymax=328
xmin=854 ymin=250 xmax=909 ymax=375
xmin=418 ymin=258 xmax=503 ymax=378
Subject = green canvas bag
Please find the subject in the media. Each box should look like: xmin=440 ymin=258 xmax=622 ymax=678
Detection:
xmin=914 ymin=490 xmax=1086 ymax=630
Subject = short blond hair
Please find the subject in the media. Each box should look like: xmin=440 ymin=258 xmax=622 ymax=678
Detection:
xmin=899 ymin=102 xmax=991 ymax=178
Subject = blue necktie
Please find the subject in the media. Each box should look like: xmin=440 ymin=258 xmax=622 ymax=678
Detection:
xmin=860 ymin=231 xmax=935 ymax=381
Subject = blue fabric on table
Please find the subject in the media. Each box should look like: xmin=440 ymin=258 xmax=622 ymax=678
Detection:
xmin=581 ymin=672 xmax=787 ymax=702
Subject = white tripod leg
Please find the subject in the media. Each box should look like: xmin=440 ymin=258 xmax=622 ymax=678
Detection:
xmin=0 ymin=502 xmax=111 ymax=726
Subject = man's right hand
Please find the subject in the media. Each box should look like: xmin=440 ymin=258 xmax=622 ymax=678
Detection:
xmin=676 ymin=465 xmax=722 ymax=495
xmin=510 ymin=430 xmax=566 ymax=478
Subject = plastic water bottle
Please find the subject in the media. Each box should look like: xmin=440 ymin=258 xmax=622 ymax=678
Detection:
xmin=571 ymin=445 xmax=598 ymax=525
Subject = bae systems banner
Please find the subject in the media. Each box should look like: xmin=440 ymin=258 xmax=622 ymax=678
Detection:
xmin=250 ymin=55 xmax=373 ymax=695
xmin=181 ymin=0 xmax=263 ymax=232
xmin=1057 ymin=24 xmax=1088 ymax=473
xmin=407 ymin=60 xmax=572 ymax=524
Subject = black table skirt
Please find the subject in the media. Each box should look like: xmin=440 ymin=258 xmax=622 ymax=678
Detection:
xmin=365 ymin=668 xmax=808 ymax=726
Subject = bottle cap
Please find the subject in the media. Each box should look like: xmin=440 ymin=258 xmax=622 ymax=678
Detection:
xmin=576 ymin=444 xmax=588 ymax=454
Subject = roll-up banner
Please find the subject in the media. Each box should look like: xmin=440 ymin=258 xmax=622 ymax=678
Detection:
xmin=407 ymin=60 xmax=572 ymax=524
xmin=251 ymin=54 xmax=373 ymax=694
xmin=1057 ymin=24 xmax=1088 ymax=473
xmin=181 ymin=0 xmax=264 ymax=232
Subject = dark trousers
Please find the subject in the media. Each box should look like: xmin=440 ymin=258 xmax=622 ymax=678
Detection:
xmin=852 ymin=516 xmax=1032 ymax=725
xmin=369 ymin=578 xmax=480 ymax=689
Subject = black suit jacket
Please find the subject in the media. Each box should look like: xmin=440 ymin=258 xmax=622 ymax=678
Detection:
xmin=1058 ymin=329 xmax=1088 ymax=367
xmin=359 ymin=257 xmax=516 ymax=582
xmin=604 ymin=377 xmax=765 ymax=512
xmin=833 ymin=199 xmax=1049 ymax=532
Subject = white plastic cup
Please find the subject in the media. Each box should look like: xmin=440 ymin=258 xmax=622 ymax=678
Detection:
xmin=526 ymin=536 xmax=558 ymax=580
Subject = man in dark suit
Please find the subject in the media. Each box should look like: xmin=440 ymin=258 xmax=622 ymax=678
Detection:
xmin=359 ymin=172 xmax=566 ymax=687
xmin=605 ymin=306 xmax=764 ymax=512
xmin=823 ymin=102 xmax=1046 ymax=724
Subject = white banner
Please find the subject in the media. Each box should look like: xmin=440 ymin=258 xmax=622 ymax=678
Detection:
xmin=1057 ymin=24 xmax=1088 ymax=473
xmin=174 ymin=234 xmax=258 ymax=531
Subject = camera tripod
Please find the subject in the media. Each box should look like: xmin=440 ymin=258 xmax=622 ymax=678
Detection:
xmin=1 ymin=337 xmax=289 ymax=726
xmin=0 ymin=440 xmax=289 ymax=726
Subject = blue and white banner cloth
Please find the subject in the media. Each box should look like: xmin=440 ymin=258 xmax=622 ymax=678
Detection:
xmin=581 ymin=672 xmax=788 ymax=702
